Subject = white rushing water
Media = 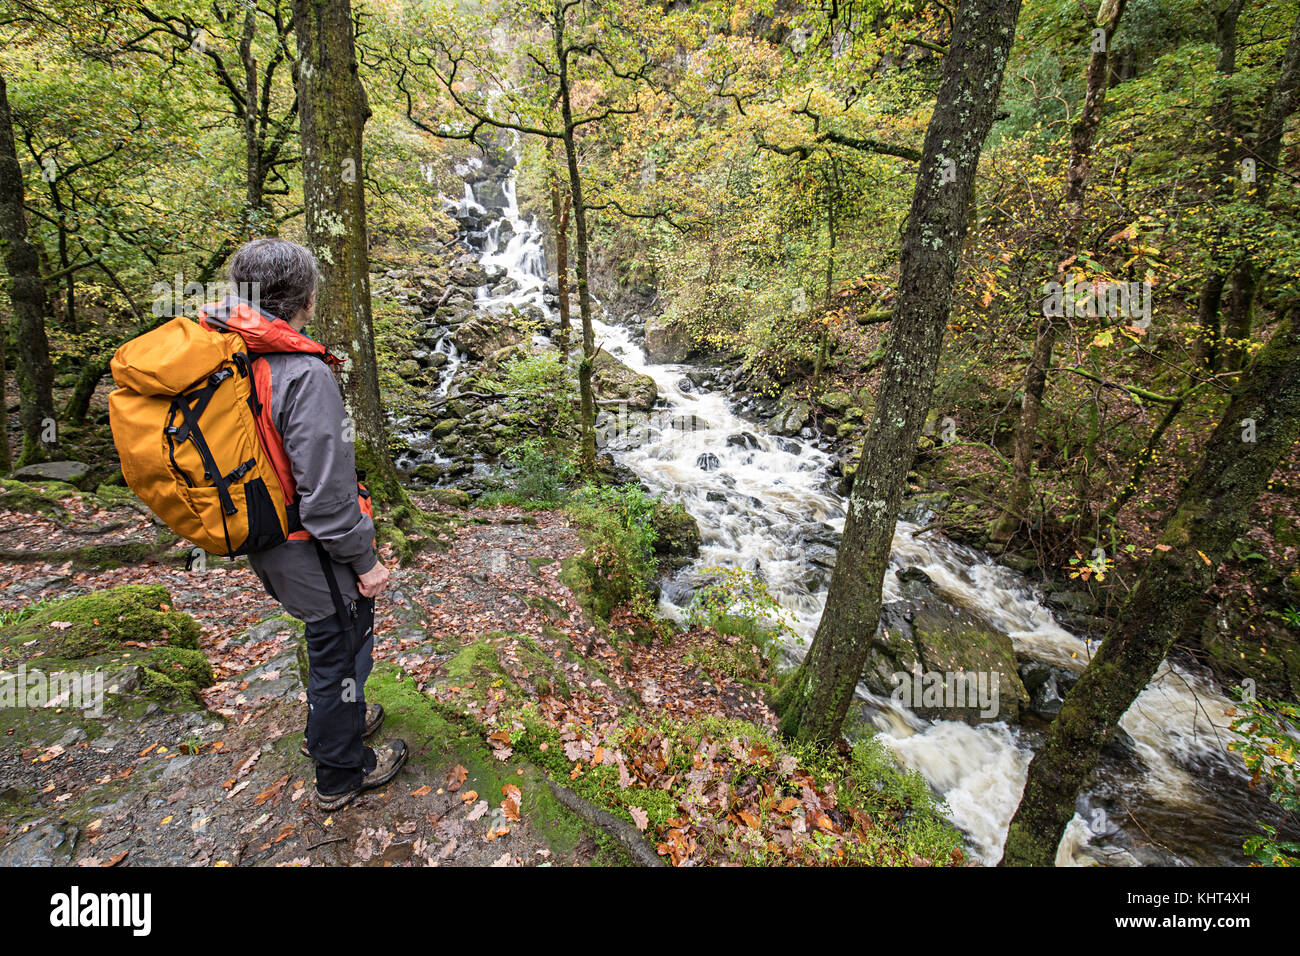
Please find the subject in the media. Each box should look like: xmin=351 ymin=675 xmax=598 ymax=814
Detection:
xmin=440 ymin=163 xmax=1255 ymax=866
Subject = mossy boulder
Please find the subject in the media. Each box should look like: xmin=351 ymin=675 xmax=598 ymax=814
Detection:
xmin=591 ymin=352 xmax=658 ymax=411
xmin=650 ymin=502 xmax=701 ymax=569
xmin=138 ymin=646 xmax=214 ymax=704
xmin=3 ymin=584 xmax=201 ymax=660
xmin=864 ymin=569 xmax=1029 ymax=723
xmin=767 ymin=399 xmax=810 ymax=437
xmin=427 ymin=488 xmax=470 ymax=508
xmin=820 ymin=390 xmax=853 ymax=414
xmin=452 ymin=312 xmax=524 ymax=359
xmin=0 ymin=478 xmax=80 ymax=515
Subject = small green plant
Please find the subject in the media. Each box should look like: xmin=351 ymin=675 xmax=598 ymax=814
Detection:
xmin=495 ymin=350 xmax=575 ymax=438
xmin=687 ymin=566 xmax=795 ymax=647
xmin=479 ymin=437 xmax=575 ymax=507
xmin=1229 ymin=693 xmax=1300 ymax=866
xmin=1267 ymin=605 xmax=1300 ymax=630
xmin=562 ymin=483 xmax=660 ymax=623
xmin=0 ymin=598 xmax=53 ymax=628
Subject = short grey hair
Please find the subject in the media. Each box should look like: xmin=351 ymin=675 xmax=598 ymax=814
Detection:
xmin=228 ymin=237 xmax=320 ymax=323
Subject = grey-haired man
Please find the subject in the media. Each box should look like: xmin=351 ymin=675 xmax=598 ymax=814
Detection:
xmin=214 ymin=237 xmax=407 ymax=810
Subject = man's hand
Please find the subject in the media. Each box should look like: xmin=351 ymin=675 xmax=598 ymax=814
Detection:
xmin=357 ymin=559 xmax=390 ymax=598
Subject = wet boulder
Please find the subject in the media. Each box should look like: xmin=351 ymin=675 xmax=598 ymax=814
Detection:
xmin=591 ymin=351 xmax=658 ymax=411
xmin=451 ymin=313 xmax=524 ymax=360
xmin=767 ymin=399 xmax=810 ymax=437
xmin=864 ymin=568 xmax=1030 ymax=723
xmin=644 ymin=313 xmax=692 ymax=364
xmin=650 ymin=502 xmax=701 ymax=570
xmin=696 ymin=452 xmax=720 ymax=471
xmin=449 ymin=260 xmax=489 ymax=288
xmin=1018 ymin=659 xmax=1080 ymax=719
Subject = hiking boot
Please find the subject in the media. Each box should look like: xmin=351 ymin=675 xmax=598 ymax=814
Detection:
xmin=301 ymin=703 xmax=385 ymax=757
xmin=315 ymin=739 xmax=409 ymax=812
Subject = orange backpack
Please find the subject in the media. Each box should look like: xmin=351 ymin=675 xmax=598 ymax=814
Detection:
xmin=108 ymin=299 xmax=370 ymax=559
xmin=109 ymin=314 xmax=294 ymax=557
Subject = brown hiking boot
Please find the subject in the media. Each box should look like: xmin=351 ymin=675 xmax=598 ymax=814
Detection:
xmin=301 ymin=703 xmax=384 ymax=757
xmin=315 ymin=739 xmax=409 ymax=811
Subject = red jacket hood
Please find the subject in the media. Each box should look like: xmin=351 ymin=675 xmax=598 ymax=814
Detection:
xmin=199 ymin=296 xmax=340 ymax=364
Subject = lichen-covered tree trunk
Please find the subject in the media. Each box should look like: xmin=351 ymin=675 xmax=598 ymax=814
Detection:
xmin=1002 ymin=310 xmax=1300 ymax=866
xmin=0 ymin=73 xmax=56 ymax=467
xmin=292 ymin=0 xmax=400 ymax=505
xmin=776 ymin=0 xmax=1023 ymax=743
xmin=239 ymin=7 xmax=265 ymax=230
xmin=554 ymin=6 xmax=596 ymax=476
xmin=1193 ymin=0 xmax=1245 ymax=371
xmin=0 ymin=313 xmax=9 ymax=471
xmin=549 ymin=159 xmax=572 ymax=360
xmin=996 ymin=0 xmax=1126 ymax=540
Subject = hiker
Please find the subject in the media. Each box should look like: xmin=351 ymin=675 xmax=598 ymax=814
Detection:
xmin=210 ymin=237 xmax=408 ymax=810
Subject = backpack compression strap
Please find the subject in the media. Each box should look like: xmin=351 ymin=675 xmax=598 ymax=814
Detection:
xmin=167 ymin=367 xmax=257 ymax=519
xmin=314 ymin=540 xmax=355 ymax=631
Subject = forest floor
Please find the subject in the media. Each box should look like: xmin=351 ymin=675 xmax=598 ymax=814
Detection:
xmin=0 ymin=483 xmax=936 ymax=867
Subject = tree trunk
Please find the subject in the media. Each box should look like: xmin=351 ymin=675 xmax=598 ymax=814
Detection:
xmin=1193 ymin=0 xmax=1245 ymax=371
xmin=775 ymin=0 xmax=1023 ymax=743
xmin=555 ymin=5 xmax=597 ymax=476
xmin=1194 ymin=270 xmax=1226 ymax=371
xmin=0 ymin=73 xmax=56 ymax=466
xmin=1221 ymin=259 xmax=1256 ymax=371
xmin=1214 ymin=10 xmax=1300 ymax=371
xmin=292 ymin=0 xmax=400 ymax=504
xmin=240 ymin=7 xmax=264 ymax=230
xmin=1002 ymin=309 xmax=1300 ymax=865
xmin=549 ymin=160 xmax=572 ymax=360
xmin=0 ymin=313 xmax=8 ymax=472
xmin=996 ymin=0 xmax=1127 ymax=541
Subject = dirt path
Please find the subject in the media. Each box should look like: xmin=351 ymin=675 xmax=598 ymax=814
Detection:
xmin=0 ymin=489 xmax=780 ymax=867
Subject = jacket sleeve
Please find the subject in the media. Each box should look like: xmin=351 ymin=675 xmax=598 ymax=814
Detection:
xmin=276 ymin=357 xmax=378 ymax=576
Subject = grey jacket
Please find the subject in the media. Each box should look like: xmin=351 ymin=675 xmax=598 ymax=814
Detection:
xmin=247 ymin=351 xmax=378 ymax=624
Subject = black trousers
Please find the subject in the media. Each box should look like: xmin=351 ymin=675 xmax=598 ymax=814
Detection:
xmin=304 ymin=595 xmax=377 ymax=793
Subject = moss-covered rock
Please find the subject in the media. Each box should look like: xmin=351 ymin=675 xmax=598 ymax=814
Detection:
xmin=591 ymin=352 xmax=658 ymax=412
xmin=3 ymin=584 xmax=201 ymax=660
xmin=139 ymin=646 xmax=215 ymax=703
xmin=864 ymin=569 xmax=1029 ymax=723
xmin=649 ymin=502 xmax=701 ymax=569
xmin=452 ymin=312 xmax=524 ymax=359
xmin=0 ymin=478 xmax=80 ymax=515
xmin=820 ymin=390 xmax=853 ymax=414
